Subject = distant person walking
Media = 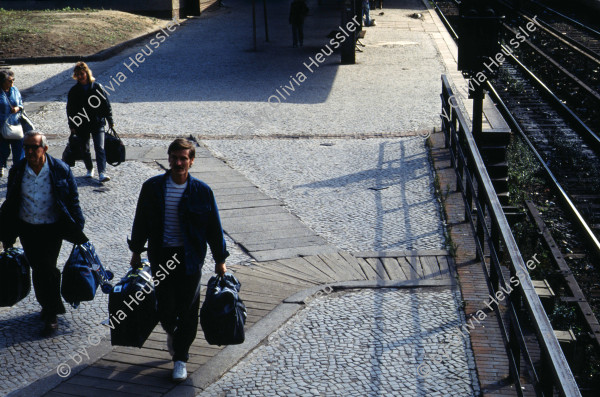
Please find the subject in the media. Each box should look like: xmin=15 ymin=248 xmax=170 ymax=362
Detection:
xmin=362 ymin=0 xmax=372 ymax=27
xmin=0 ymin=131 xmax=86 ymax=337
xmin=66 ymin=62 xmax=114 ymax=183
xmin=0 ymin=70 xmax=27 ymax=178
xmin=289 ymin=0 xmax=309 ymax=47
xmin=129 ymin=138 xmax=229 ymax=382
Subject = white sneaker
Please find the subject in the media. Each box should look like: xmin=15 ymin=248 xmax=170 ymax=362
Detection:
xmin=166 ymin=333 xmax=175 ymax=357
xmin=172 ymin=360 xmax=187 ymax=381
xmin=99 ymin=173 xmax=111 ymax=182
xmin=85 ymin=169 xmax=94 ymax=178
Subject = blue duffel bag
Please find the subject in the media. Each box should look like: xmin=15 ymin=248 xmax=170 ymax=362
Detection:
xmin=61 ymin=241 xmax=114 ymax=308
xmin=200 ymin=273 xmax=247 ymax=346
xmin=0 ymin=247 xmax=31 ymax=307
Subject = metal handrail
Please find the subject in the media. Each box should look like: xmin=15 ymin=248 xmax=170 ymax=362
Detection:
xmin=440 ymin=74 xmax=581 ymax=396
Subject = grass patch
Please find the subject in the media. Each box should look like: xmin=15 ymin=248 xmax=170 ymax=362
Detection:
xmin=0 ymin=9 xmax=163 ymax=58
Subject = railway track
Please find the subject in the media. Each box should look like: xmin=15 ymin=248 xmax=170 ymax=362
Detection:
xmin=494 ymin=0 xmax=600 ymax=139
xmin=433 ymin=0 xmax=600 ymax=391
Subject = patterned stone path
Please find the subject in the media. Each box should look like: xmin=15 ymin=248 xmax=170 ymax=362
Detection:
xmin=0 ymin=0 xmax=511 ymax=395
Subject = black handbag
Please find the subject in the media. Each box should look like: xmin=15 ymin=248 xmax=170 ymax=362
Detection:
xmin=105 ymin=127 xmax=126 ymax=166
xmin=62 ymin=134 xmax=84 ymax=167
xmin=0 ymin=248 xmax=31 ymax=307
xmin=200 ymin=273 xmax=247 ymax=346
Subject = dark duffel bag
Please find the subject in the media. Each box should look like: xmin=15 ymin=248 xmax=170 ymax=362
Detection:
xmin=61 ymin=241 xmax=113 ymax=309
xmin=62 ymin=134 xmax=84 ymax=167
xmin=105 ymin=127 xmax=125 ymax=167
xmin=200 ymin=273 xmax=247 ymax=346
xmin=0 ymin=247 xmax=31 ymax=307
xmin=109 ymin=263 xmax=159 ymax=348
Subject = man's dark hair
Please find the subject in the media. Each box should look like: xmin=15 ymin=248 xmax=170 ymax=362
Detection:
xmin=168 ymin=138 xmax=196 ymax=159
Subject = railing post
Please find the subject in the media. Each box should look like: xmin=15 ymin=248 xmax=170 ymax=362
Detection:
xmin=439 ymin=74 xmax=581 ymax=397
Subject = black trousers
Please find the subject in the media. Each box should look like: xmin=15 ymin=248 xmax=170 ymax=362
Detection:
xmin=19 ymin=221 xmax=66 ymax=321
xmin=152 ymin=247 xmax=201 ymax=362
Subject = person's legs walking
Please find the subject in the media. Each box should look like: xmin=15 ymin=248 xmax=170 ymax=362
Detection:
xmin=298 ymin=22 xmax=304 ymax=47
xmin=91 ymin=129 xmax=106 ymax=175
xmin=78 ymin=129 xmax=94 ymax=173
xmin=92 ymin=129 xmax=109 ymax=181
xmin=363 ymin=1 xmax=371 ymax=26
xmin=19 ymin=222 xmax=65 ymax=335
xmin=292 ymin=24 xmax=299 ymax=47
xmin=171 ymin=271 xmax=201 ymax=363
xmin=153 ymin=247 xmax=200 ymax=381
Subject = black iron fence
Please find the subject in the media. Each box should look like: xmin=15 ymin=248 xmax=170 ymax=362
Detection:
xmin=440 ymin=74 xmax=581 ymax=396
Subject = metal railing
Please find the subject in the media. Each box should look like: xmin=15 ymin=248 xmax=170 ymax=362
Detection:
xmin=440 ymin=74 xmax=581 ymax=396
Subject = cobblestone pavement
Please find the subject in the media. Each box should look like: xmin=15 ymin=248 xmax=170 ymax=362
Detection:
xmin=0 ymin=154 xmax=251 ymax=395
xmin=0 ymin=0 xmax=469 ymax=394
xmin=200 ymin=288 xmax=479 ymax=397
xmin=207 ymin=137 xmax=444 ymax=252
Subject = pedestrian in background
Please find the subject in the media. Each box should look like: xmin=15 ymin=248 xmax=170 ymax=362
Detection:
xmin=363 ymin=0 xmax=372 ymax=27
xmin=128 ymin=138 xmax=229 ymax=382
xmin=0 ymin=131 xmax=86 ymax=337
xmin=0 ymin=70 xmax=26 ymax=178
xmin=66 ymin=62 xmax=114 ymax=183
xmin=289 ymin=0 xmax=309 ymax=47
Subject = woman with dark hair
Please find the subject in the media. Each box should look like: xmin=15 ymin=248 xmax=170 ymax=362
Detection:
xmin=0 ymin=70 xmax=25 ymax=177
xmin=66 ymin=62 xmax=114 ymax=182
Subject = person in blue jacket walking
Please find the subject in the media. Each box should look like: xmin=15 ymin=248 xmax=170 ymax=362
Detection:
xmin=0 ymin=70 xmax=26 ymax=178
xmin=0 ymin=131 xmax=86 ymax=336
xmin=128 ymin=138 xmax=229 ymax=382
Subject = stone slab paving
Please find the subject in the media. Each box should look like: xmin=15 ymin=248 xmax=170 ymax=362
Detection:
xmin=199 ymin=288 xmax=479 ymax=397
xmin=0 ymin=0 xmax=484 ymax=395
xmin=205 ymin=137 xmax=445 ymax=253
xmin=0 ymin=145 xmax=252 ymax=396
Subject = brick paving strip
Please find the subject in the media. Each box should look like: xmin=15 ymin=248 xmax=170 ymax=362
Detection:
xmin=429 ymin=131 xmax=536 ymax=396
xmin=0 ymin=0 xmax=518 ymax=394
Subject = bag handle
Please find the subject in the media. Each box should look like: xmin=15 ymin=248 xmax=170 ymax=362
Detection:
xmin=107 ymin=126 xmax=120 ymax=139
xmin=77 ymin=243 xmax=99 ymax=270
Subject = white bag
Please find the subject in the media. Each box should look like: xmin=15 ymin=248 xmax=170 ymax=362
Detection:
xmin=2 ymin=119 xmax=24 ymax=140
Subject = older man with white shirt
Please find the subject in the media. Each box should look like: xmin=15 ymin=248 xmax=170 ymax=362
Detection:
xmin=0 ymin=131 xmax=86 ymax=336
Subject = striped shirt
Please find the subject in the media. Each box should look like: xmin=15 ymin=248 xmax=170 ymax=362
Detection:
xmin=162 ymin=177 xmax=188 ymax=247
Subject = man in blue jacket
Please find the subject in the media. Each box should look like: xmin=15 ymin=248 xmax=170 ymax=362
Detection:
xmin=0 ymin=131 xmax=86 ymax=336
xmin=128 ymin=138 xmax=229 ymax=382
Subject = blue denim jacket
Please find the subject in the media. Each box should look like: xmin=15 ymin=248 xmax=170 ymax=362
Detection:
xmin=128 ymin=172 xmax=229 ymax=275
xmin=0 ymin=154 xmax=86 ymax=246
xmin=0 ymin=87 xmax=23 ymax=126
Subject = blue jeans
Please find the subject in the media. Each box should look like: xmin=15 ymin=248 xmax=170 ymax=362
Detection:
xmin=0 ymin=136 xmax=24 ymax=169
xmin=78 ymin=128 xmax=106 ymax=175
xmin=363 ymin=2 xmax=371 ymax=26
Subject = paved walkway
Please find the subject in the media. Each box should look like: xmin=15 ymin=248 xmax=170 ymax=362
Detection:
xmin=0 ymin=0 xmax=514 ymax=396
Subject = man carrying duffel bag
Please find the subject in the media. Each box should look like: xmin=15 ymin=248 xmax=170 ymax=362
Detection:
xmin=128 ymin=138 xmax=229 ymax=382
xmin=0 ymin=131 xmax=86 ymax=337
